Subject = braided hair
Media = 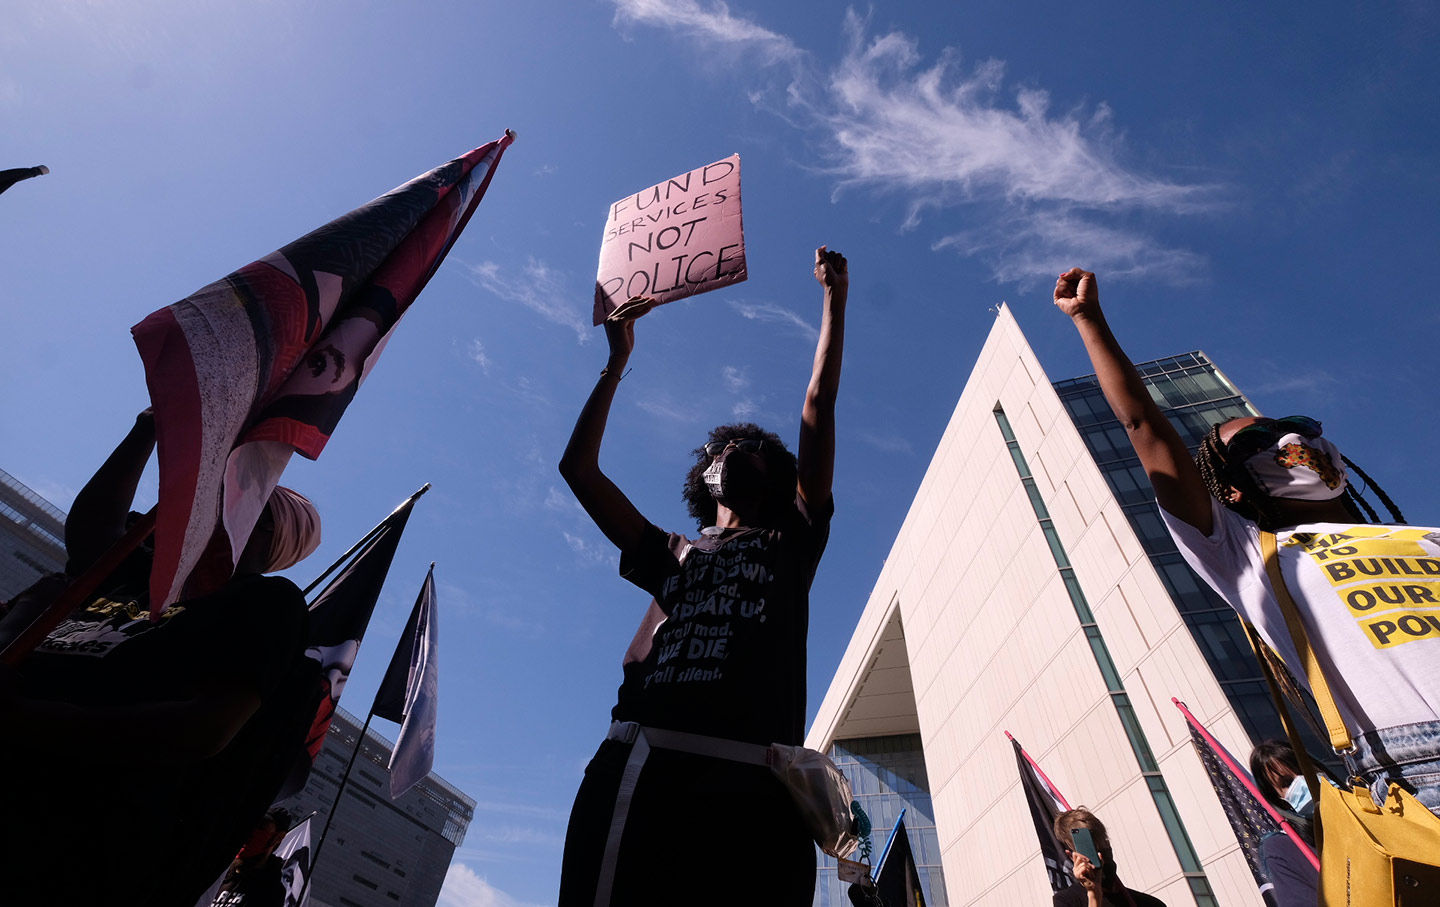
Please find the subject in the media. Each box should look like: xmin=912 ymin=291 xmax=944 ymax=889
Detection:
xmin=1194 ymin=422 xmax=1405 ymax=526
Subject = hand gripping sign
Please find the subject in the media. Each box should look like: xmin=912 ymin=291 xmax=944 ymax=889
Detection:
xmin=593 ymin=154 xmax=746 ymax=324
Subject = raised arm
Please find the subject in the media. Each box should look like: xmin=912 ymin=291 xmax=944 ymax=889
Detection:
xmin=558 ymin=297 xmax=654 ymax=552
xmin=1055 ymin=268 xmax=1214 ymax=534
xmin=65 ymin=408 xmax=155 ymax=574
xmin=797 ymin=246 xmax=848 ymax=508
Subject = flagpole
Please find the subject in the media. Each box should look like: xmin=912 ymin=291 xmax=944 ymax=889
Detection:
xmin=873 ymin=806 xmax=907 ymax=881
xmin=0 ymin=507 xmax=157 ymax=665
xmin=301 ymin=484 xmax=430 ymax=597
xmin=1004 ymin=731 xmax=1072 ymax=811
xmin=1172 ymin=699 xmax=1319 ymax=871
xmin=300 ymin=708 xmax=378 ymax=905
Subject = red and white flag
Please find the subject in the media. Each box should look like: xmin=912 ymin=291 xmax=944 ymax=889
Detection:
xmin=132 ymin=134 xmax=513 ymax=611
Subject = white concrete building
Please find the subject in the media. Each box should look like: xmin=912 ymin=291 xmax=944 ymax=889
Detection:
xmin=808 ymin=307 xmax=1269 ymax=907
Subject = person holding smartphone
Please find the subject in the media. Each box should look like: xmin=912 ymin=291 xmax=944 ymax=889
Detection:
xmin=1052 ymin=809 xmax=1168 ymax=907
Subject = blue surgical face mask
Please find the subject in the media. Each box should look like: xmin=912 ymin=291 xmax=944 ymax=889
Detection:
xmin=1284 ymin=775 xmax=1314 ymax=814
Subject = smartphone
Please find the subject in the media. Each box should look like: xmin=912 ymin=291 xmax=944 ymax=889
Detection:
xmin=1071 ymin=827 xmax=1101 ymax=866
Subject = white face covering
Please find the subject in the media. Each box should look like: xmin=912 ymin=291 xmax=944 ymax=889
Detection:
xmin=1284 ymin=774 xmax=1315 ymax=815
xmin=702 ymin=456 xmax=727 ymax=499
xmin=702 ymin=448 xmax=765 ymax=503
xmin=1242 ymin=433 xmax=1348 ymax=501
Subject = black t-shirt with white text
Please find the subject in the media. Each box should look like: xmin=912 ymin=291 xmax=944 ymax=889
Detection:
xmin=614 ymin=493 xmax=832 ymax=747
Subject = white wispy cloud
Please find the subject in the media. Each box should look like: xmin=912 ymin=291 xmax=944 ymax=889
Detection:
xmin=465 ymin=258 xmax=591 ymax=342
xmin=474 ymin=825 xmax=565 ymax=846
xmin=543 ymin=487 xmax=584 ymax=514
xmin=721 ymin=365 xmax=749 ymax=393
xmin=1241 ymin=364 xmax=1341 ymax=402
xmin=563 ymin=530 xmax=617 ymax=569
xmin=468 ymin=339 xmax=492 ymax=373
xmin=438 ymin=864 xmax=547 ymax=907
xmin=611 ymin=0 xmax=800 ymax=65
xmin=726 ymin=300 xmax=819 ymax=343
xmin=732 ymin=399 xmax=759 ymax=418
xmin=438 ymin=580 xmax=546 ymax=638
xmin=635 ymin=395 xmax=700 ymax=422
xmin=0 ymin=77 xmax=21 ymax=109
xmin=820 ymin=13 xmax=1207 ymax=214
xmin=25 ymin=478 xmax=78 ymax=511
xmin=858 ymin=430 xmax=914 ymax=455
xmin=607 ymin=1 xmax=1216 ymax=285
xmin=469 ymin=800 xmax=566 ymax=821
xmin=934 ymin=210 xmax=1206 ymax=288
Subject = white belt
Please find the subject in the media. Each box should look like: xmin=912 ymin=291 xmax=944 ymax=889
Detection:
xmin=593 ymin=721 xmax=773 ymax=907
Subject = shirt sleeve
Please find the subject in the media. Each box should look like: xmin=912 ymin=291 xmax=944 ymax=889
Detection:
xmin=1158 ymin=496 xmax=1268 ymax=624
xmin=618 ymin=522 xmax=683 ymax=602
xmin=791 ymin=492 xmax=835 ymax=581
xmin=204 ymin=575 xmax=308 ymax=697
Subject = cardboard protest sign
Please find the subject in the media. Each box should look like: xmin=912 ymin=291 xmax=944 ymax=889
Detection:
xmin=594 ymin=154 xmax=745 ymax=324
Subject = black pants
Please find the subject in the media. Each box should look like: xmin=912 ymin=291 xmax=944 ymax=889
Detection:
xmin=558 ymin=738 xmax=816 ymax=906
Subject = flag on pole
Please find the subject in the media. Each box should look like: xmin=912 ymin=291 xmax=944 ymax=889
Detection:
xmin=373 ymin=565 xmax=438 ymax=798
xmin=132 ymin=133 xmax=514 ymax=612
xmin=1008 ymin=732 xmax=1075 ymax=893
xmin=276 ymin=491 xmax=420 ymax=799
xmin=874 ymin=818 xmax=927 ymax=907
xmin=276 ymin=816 xmax=313 ymax=907
xmin=1173 ymin=699 xmax=1318 ymax=898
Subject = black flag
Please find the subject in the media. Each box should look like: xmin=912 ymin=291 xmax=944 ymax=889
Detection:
xmin=1174 ymin=699 xmax=1316 ymax=903
xmin=275 ymin=490 xmax=420 ymax=799
xmin=1010 ymin=734 xmax=1074 ymax=892
xmin=875 ymin=818 xmax=927 ymax=907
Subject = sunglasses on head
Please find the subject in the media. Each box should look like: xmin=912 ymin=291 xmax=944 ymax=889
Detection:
xmin=1225 ymin=415 xmax=1324 ymax=461
xmin=704 ymin=438 xmax=765 ymax=457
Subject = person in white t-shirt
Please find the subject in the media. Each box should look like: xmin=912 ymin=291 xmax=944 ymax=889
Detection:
xmin=1054 ymin=267 xmax=1440 ymax=816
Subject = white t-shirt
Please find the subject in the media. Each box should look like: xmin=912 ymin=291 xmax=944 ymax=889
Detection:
xmin=1161 ymin=497 xmax=1440 ymax=736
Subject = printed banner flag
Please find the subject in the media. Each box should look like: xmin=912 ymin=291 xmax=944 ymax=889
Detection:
xmin=874 ymin=818 xmax=927 ymax=907
xmin=277 ymin=492 xmax=419 ymax=800
xmin=133 ymin=133 xmax=514 ymax=611
xmin=593 ymin=154 xmax=744 ymax=323
xmin=1009 ymin=733 xmax=1075 ymax=893
xmin=276 ymin=816 xmax=313 ymax=907
xmin=1174 ymin=699 xmax=1316 ymax=899
xmin=374 ymin=565 xmax=438 ymax=798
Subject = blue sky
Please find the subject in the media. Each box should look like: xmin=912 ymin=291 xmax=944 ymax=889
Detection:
xmin=4 ymin=1 xmax=1438 ymax=904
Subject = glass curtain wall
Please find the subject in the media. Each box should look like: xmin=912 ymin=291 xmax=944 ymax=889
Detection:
xmin=812 ymin=734 xmax=947 ymax=907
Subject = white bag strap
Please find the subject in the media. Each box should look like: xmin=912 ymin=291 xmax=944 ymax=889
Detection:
xmin=593 ymin=722 xmax=772 ymax=907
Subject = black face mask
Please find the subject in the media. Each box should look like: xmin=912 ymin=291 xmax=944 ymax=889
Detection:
xmin=703 ymin=449 xmax=766 ymax=503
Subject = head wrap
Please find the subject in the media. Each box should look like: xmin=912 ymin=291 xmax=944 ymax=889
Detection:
xmin=264 ymin=485 xmax=321 ymax=572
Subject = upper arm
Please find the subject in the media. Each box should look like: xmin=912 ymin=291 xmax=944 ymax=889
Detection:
xmin=559 ymin=463 xmax=649 ymax=554
xmin=797 ymin=384 xmax=836 ymax=509
xmin=180 ymin=679 xmax=264 ymax=758
xmin=1125 ymin=418 xmax=1214 ymax=535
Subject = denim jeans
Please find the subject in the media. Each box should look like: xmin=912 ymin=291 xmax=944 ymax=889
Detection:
xmin=1347 ymin=719 xmax=1440 ymax=816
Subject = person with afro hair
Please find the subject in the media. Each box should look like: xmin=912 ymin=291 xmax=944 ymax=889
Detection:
xmin=556 ymin=246 xmax=848 ymax=906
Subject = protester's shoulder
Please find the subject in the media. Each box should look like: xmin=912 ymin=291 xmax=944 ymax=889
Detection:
xmin=1159 ymin=494 xmax=1253 ymax=553
xmin=1129 ymin=890 xmax=1169 ymax=907
xmin=794 ymin=490 xmax=834 ymax=524
xmin=1051 ymin=885 xmax=1084 ymax=907
xmin=252 ymin=573 xmax=306 ymax=607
